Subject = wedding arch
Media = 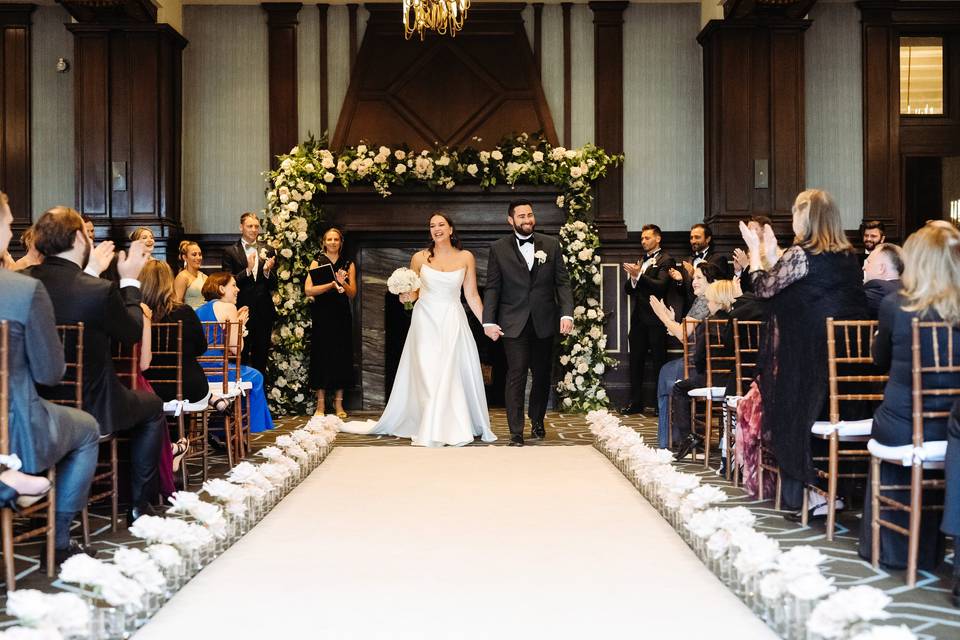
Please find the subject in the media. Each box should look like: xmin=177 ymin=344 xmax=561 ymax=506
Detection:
xmin=261 ymin=133 xmax=622 ymax=416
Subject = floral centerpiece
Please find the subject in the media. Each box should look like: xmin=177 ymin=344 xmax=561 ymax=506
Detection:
xmin=262 ymin=133 xmax=622 ymax=415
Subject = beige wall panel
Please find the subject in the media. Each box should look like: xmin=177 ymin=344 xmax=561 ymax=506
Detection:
xmin=328 ymin=4 xmax=351 ymax=136
xmin=569 ymin=4 xmax=594 ymax=148
xmin=540 ymin=4 xmax=564 ymax=146
xmin=298 ymin=5 xmax=323 ymax=142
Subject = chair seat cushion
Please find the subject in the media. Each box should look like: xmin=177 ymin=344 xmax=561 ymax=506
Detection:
xmin=163 ymin=391 xmax=213 ymax=416
xmin=867 ymin=438 xmax=947 ymax=466
xmin=726 ymin=395 xmax=741 ymax=409
xmin=811 ymin=419 xmax=873 ymax=437
xmin=688 ymin=386 xmax=726 ymax=399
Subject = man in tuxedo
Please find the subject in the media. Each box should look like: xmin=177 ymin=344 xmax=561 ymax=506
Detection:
xmin=667 ymin=223 xmax=731 ymax=315
xmin=859 ymin=220 xmax=886 ymax=266
xmin=862 ymin=243 xmax=903 ymax=319
xmin=0 ymin=194 xmax=100 ymax=564
xmin=221 ymin=212 xmax=276 ymax=374
xmin=483 ymin=201 xmax=574 ymax=446
xmin=27 ymin=207 xmax=164 ymax=525
xmin=621 ymin=224 xmax=672 ymax=415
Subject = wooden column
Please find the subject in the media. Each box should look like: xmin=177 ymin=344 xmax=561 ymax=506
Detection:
xmin=67 ymin=23 xmax=186 ymax=248
xmin=533 ymin=3 xmax=543 ymax=71
xmin=589 ymin=1 xmax=628 ymax=240
xmin=699 ymin=16 xmax=810 ymax=239
xmin=262 ymin=3 xmax=301 ymax=164
xmin=0 ymin=3 xmax=35 ymax=232
xmin=318 ymin=3 xmax=329 ymax=135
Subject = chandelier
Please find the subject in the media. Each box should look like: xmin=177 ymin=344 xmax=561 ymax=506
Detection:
xmin=402 ymin=0 xmax=470 ymax=40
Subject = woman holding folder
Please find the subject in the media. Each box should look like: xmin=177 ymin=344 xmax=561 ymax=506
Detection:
xmin=305 ymin=227 xmax=357 ymax=417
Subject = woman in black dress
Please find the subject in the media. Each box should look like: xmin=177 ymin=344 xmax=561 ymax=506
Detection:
xmin=305 ymin=227 xmax=357 ymax=418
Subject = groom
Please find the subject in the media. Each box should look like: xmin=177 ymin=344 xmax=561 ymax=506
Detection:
xmin=483 ymin=201 xmax=574 ymax=446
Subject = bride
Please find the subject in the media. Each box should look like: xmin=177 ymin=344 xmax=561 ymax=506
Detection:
xmin=339 ymin=213 xmax=497 ymax=447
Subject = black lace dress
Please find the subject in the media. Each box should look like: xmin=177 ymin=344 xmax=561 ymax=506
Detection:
xmin=308 ymin=254 xmax=355 ymax=392
xmin=750 ymin=247 xmax=868 ymax=505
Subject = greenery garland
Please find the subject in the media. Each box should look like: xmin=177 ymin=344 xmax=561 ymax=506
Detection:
xmin=262 ymin=133 xmax=622 ymax=415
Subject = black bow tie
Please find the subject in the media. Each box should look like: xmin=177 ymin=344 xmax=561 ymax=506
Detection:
xmin=517 ymin=236 xmax=534 ymax=246
xmin=694 ymin=251 xmax=706 ymax=259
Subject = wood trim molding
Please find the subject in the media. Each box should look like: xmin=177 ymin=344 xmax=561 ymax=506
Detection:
xmin=589 ymin=1 xmax=628 ymax=240
xmin=561 ymin=2 xmax=572 ymax=147
xmin=533 ymin=2 xmax=543 ymax=70
xmin=0 ymin=3 xmax=36 ymax=231
xmin=318 ymin=3 xmax=329 ymax=135
xmin=262 ymin=2 xmax=302 ymax=164
xmin=348 ymin=3 xmax=358 ymax=74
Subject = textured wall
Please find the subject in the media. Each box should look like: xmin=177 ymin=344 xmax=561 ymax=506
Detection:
xmin=623 ymin=3 xmax=704 ymax=232
xmin=805 ymin=2 xmax=864 ymax=230
xmin=182 ymin=5 xmax=269 ymax=234
xmin=31 ymin=5 xmax=74 ymax=217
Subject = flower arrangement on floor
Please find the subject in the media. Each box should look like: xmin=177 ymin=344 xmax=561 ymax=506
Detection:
xmin=262 ymin=133 xmax=622 ymax=415
xmin=586 ymin=410 xmax=916 ymax=640
xmin=1 ymin=416 xmax=340 ymax=640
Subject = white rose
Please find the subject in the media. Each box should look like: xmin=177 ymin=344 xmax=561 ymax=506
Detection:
xmin=593 ymin=273 xmax=602 ymax=285
xmin=594 ymin=364 xmax=605 ymax=374
xmin=466 ymin=164 xmax=478 ymax=176
xmin=394 ymin=149 xmax=406 ymax=160
xmin=323 ymin=172 xmax=334 ymax=183
xmin=280 ymin=158 xmax=293 ymax=171
xmin=596 ymin=389 xmax=607 ymax=400
xmin=302 ymin=191 xmax=313 ymax=200
xmin=298 ymin=232 xmax=308 ymax=242
xmin=564 ymin=149 xmax=577 ymax=159
xmin=570 ymin=166 xmax=583 ymax=178
xmin=532 ymin=151 xmax=544 ymax=162
xmin=556 ymin=195 xmax=565 ymax=208
xmin=287 ymin=201 xmax=299 ymax=212
xmin=357 ymin=144 xmax=367 ymax=154
xmin=512 ymin=147 xmax=524 ymax=157
xmin=436 ymin=155 xmax=451 ymax=166
xmin=491 ymin=150 xmax=503 ymax=161
xmin=395 ymin=163 xmax=407 ymax=175
xmin=280 ymin=248 xmax=293 ymax=259
xmin=479 ymin=150 xmax=490 ymax=163
xmin=321 ymin=156 xmax=335 ymax=169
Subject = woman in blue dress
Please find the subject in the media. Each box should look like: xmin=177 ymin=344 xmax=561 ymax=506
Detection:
xmin=195 ymin=271 xmax=274 ymax=432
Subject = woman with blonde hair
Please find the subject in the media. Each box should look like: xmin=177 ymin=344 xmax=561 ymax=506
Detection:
xmin=12 ymin=226 xmax=43 ymax=271
xmin=858 ymin=221 xmax=960 ymax=572
xmin=174 ymin=240 xmax=207 ymax=308
xmin=737 ymin=189 xmax=867 ymax=516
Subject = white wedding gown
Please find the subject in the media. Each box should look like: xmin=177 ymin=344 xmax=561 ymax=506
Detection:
xmin=340 ymin=264 xmax=497 ymax=447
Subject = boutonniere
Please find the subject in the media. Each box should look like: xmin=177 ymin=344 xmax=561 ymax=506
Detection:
xmin=534 ymin=250 xmax=547 ymax=265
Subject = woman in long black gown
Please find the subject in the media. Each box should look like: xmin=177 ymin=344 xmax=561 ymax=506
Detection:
xmin=305 ymin=227 xmax=357 ymax=418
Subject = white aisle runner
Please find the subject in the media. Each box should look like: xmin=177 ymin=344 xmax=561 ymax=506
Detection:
xmin=136 ymin=446 xmax=775 ymax=640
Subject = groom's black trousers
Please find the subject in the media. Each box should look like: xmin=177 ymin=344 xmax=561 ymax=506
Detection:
xmin=502 ymin=318 xmax=554 ymax=437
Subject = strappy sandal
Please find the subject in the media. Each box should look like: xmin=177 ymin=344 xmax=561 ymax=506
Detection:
xmin=209 ymin=396 xmax=230 ymax=415
xmin=336 ymin=410 xmax=348 ymax=420
xmin=171 ymin=439 xmax=190 ymax=473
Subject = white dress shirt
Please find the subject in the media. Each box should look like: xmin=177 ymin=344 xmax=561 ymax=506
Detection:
xmin=516 ymin=233 xmax=535 ymax=270
xmin=243 ymin=240 xmax=260 ymax=281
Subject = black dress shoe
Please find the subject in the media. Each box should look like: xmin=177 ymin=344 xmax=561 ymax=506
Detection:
xmin=208 ymin=433 xmax=227 ymax=452
xmin=619 ymin=404 xmax=645 ymax=415
xmin=674 ymin=433 xmax=703 ymax=461
xmin=126 ymin=503 xmax=158 ymax=528
xmin=530 ymin=421 xmax=546 ymax=440
xmin=783 ymin=500 xmax=843 ymax=523
xmin=508 ymin=435 xmax=524 ymax=447
xmin=54 ymin=540 xmax=96 ymax=567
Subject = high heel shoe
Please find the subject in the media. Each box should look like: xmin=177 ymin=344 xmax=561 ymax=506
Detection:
xmin=0 ymin=477 xmax=51 ymax=511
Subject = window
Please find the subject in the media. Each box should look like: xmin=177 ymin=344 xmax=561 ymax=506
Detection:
xmin=900 ymin=37 xmax=944 ymax=115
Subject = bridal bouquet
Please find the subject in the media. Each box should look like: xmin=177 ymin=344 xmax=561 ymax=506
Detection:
xmin=387 ymin=267 xmax=422 ymax=310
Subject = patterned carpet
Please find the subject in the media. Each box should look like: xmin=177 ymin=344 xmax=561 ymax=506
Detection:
xmin=2 ymin=410 xmax=958 ymax=639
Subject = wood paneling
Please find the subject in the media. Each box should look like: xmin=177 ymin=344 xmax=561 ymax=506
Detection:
xmin=533 ymin=2 xmax=543 ymax=69
xmin=331 ymin=3 xmax=558 ymax=150
xmin=0 ymin=4 xmax=35 ymax=231
xmin=699 ymin=17 xmax=811 ymax=239
xmin=347 ymin=3 xmax=358 ymax=74
xmin=590 ymin=1 xmax=628 ymax=240
xmin=68 ymin=24 xmax=186 ymax=237
xmin=263 ymin=3 xmax=301 ymax=164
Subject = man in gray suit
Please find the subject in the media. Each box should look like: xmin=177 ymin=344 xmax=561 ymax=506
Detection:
xmin=0 ymin=192 xmax=100 ymax=564
xmin=483 ymin=201 xmax=574 ymax=446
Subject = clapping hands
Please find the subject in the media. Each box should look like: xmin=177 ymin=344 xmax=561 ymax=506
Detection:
xmin=86 ymin=240 xmax=116 ymax=277
xmin=237 ymin=305 xmax=250 ymax=325
xmin=649 ymin=295 xmax=675 ymax=324
xmin=622 ymin=261 xmax=641 ymax=280
xmin=117 ymin=240 xmax=151 ymax=280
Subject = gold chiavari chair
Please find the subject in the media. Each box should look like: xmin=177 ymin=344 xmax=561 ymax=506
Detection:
xmin=152 ymin=321 xmax=212 ymax=488
xmin=671 ymin=318 xmax=701 ymax=451
xmin=727 ymin=319 xmax=764 ymax=485
xmin=199 ymin=321 xmax=247 ymax=468
xmin=688 ymin=318 xmax=734 ymax=468
xmin=804 ymin=319 xmax=886 ymax=540
xmin=2 ymin=321 xmax=59 ymax=586
xmin=870 ymin=318 xmax=958 ymax=586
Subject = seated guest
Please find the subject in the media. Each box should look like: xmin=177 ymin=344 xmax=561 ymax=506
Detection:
xmin=943 ymin=400 xmax=960 ymax=607
xmin=667 ymin=280 xmax=737 ymax=460
xmin=98 ymin=227 xmax=155 ymax=283
xmin=195 ymin=272 xmax=275 ymax=433
xmin=859 ymin=219 xmax=886 ymax=266
xmin=740 ymin=189 xmax=867 ymax=514
xmin=11 ymin=226 xmax=42 ymax=271
xmin=857 ymin=221 xmax=960 ymax=572
xmin=650 ymin=263 xmax=724 ymax=447
xmin=173 ymin=240 xmax=207 ymax=309
xmin=26 ymin=206 xmax=165 ymax=525
xmin=862 ymin=242 xmax=903 ymax=319
xmin=0 ymin=192 xmax=100 ymax=563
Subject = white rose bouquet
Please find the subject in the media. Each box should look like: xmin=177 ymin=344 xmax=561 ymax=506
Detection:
xmin=387 ymin=267 xmax=422 ymax=310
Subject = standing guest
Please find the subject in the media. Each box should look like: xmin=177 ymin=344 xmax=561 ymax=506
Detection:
xmin=11 ymin=226 xmax=43 ymax=271
xmin=304 ymin=227 xmax=357 ymax=418
xmin=81 ymin=215 xmax=95 ymax=243
xmin=859 ymin=220 xmax=886 ymax=266
xmin=740 ymin=189 xmax=867 ymax=515
xmin=0 ymin=191 xmax=100 ymax=564
xmin=221 ymin=212 xmax=276 ymax=375
xmin=174 ymin=240 xmax=207 ymax=309
xmin=732 ymin=215 xmax=780 ymax=294
xmin=621 ymin=224 xmax=672 ymax=415
xmin=26 ymin=206 xmax=164 ymax=526
xmin=862 ymin=243 xmax=903 ymax=319
xmin=857 ymin=222 xmax=960 ymax=572
xmin=196 ymin=272 xmax=275 ymax=433
xmin=668 ymin=224 xmax=731 ymax=314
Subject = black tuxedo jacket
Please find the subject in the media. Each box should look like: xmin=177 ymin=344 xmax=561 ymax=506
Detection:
xmin=221 ymin=240 xmax=277 ymax=317
xmin=482 ymin=233 xmax=574 ymax=339
xmin=624 ymin=250 xmax=672 ymax=328
xmin=26 ymin=256 xmax=145 ymax=435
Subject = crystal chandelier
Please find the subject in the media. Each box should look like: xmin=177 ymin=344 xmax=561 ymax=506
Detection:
xmin=402 ymin=0 xmax=470 ymax=40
